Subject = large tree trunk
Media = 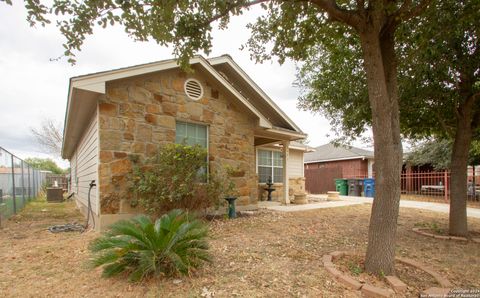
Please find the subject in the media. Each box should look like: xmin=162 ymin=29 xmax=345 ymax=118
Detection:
xmin=449 ymin=100 xmax=474 ymax=236
xmin=359 ymin=27 xmax=403 ymax=275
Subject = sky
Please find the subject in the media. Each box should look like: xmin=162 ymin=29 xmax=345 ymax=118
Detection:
xmin=0 ymin=3 xmax=372 ymax=169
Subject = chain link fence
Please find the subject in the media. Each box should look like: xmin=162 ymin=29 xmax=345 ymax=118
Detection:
xmin=0 ymin=146 xmax=48 ymax=223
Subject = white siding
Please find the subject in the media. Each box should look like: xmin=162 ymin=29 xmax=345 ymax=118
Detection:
xmin=70 ymin=110 xmax=99 ymax=215
xmin=288 ymin=149 xmax=304 ymax=178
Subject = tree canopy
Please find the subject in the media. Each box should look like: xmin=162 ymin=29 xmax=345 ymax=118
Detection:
xmin=25 ymin=157 xmax=66 ymax=174
xmin=296 ymin=0 xmax=480 ymax=142
xmin=406 ymin=140 xmax=480 ymax=170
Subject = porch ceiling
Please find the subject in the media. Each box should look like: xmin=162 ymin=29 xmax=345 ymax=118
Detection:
xmin=254 ymin=137 xmax=281 ymax=146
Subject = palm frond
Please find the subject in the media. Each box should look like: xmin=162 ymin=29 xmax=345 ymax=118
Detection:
xmin=89 ymin=209 xmax=211 ymax=282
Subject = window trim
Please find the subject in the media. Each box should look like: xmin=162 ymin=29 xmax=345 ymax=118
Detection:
xmin=256 ymin=148 xmax=284 ymax=184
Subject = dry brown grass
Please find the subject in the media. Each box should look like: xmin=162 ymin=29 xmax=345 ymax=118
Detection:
xmin=0 ymin=197 xmax=479 ymax=297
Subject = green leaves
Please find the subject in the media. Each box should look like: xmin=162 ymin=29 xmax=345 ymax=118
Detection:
xmin=406 ymin=139 xmax=480 ymax=170
xmin=89 ymin=210 xmax=211 ymax=282
xmin=398 ymin=0 xmax=480 ymax=139
xmin=130 ymin=143 xmax=222 ymax=216
xmin=406 ymin=139 xmax=453 ymax=170
xmin=24 ymin=157 xmax=66 ymax=174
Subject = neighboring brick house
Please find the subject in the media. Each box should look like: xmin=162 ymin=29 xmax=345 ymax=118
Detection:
xmin=62 ymin=55 xmax=309 ymax=229
xmin=304 ymin=143 xmax=374 ymax=194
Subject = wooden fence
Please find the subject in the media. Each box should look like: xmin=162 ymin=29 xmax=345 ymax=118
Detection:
xmin=305 ymin=167 xmax=342 ymax=194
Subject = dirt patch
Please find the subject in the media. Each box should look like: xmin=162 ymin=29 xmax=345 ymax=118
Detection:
xmin=395 ymin=261 xmax=438 ymax=295
xmin=335 ymin=254 xmax=389 ymax=289
xmin=0 ymin=198 xmax=479 ymax=297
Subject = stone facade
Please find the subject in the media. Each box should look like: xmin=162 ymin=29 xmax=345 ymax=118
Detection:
xmin=97 ymin=69 xmax=258 ymax=215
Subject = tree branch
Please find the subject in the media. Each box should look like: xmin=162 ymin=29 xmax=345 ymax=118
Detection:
xmin=202 ymin=0 xmax=272 ymax=26
xmin=310 ymin=0 xmax=362 ymax=29
xmin=395 ymin=0 xmax=432 ymax=22
xmin=356 ymin=0 xmax=365 ymax=12
xmin=434 ymin=109 xmax=455 ymax=138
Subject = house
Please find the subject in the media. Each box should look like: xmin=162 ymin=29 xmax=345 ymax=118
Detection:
xmin=303 ymin=143 xmax=374 ymax=194
xmin=62 ymin=55 xmax=309 ymax=229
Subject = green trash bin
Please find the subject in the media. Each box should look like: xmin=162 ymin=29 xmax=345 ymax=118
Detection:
xmin=335 ymin=179 xmax=348 ymax=195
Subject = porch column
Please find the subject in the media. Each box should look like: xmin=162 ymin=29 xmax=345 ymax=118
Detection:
xmin=282 ymin=140 xmax=290 ymax=204
xmin=367 ymin=159 xmax=373 ymax=178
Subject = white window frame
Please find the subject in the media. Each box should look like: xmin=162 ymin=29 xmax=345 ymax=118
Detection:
xmin=256 ymin=148 xmax=283 ymax=183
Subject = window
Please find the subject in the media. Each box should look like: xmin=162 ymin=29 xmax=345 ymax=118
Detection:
xmin=176 ymin=121 xmax=208 ymax=180
xmin=175 ymin=121 xmax=208 ymax=148
xmin=258 ymin=149 xmax=283 ymax=183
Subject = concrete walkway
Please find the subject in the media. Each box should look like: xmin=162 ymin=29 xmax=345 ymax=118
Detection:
xmin=258 ymin=200 xmax=364 ymax=212
xmin=259 ymin=195 xmax=480 ymax=219
xmin=334 ymin=195 xmax=480 ymax=219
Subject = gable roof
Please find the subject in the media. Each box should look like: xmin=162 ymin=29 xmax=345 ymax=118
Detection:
xmin=208 ymin=55 xmax=302 ymax=132
xmin=304 ymin=143 xmax=374 ymax=164
xmin=62 ymin=55 xmax=306 ymax=159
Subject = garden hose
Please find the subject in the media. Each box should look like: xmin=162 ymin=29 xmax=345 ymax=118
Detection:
xmin=85 ymin=180 xmax=96 ymax=230
xmin=47 ymin=180 xmax=96 ymax=233
xmin=48 ymin=223 xmax=84 ymax=233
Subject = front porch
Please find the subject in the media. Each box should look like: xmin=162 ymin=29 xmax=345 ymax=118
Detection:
xmin=254 ymin=131 xmax=309 ymax=205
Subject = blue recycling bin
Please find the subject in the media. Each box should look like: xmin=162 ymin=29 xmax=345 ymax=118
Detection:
xmin=363 ymin=178 xmax=375 ymax=197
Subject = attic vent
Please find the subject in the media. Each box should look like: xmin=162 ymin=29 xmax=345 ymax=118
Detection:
xmin=184 ymin=79 xmax=204 ymax=100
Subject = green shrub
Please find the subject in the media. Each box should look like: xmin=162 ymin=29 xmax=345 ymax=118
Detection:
xmin=130 ymin=143 xmax=233 ymax=216
xmin=90 ymin=209 xmax=211 ymax=282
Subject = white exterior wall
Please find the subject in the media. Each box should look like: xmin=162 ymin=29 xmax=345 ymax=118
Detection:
xmin=255 ymin=146 xmax=305 ymax=179
xmin=70 ymin=109 xmax=99 ymax=215
xmin=288 ymin=149 xmax=304 ymax=178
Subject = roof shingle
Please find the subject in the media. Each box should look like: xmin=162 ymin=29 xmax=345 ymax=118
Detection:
xmin=304 ymin=143 xmax=374 ymax=163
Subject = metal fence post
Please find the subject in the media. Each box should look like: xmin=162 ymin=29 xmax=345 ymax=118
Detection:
xmin=21 ymin=160 xmax=25 ymax=205
xmin=11 ymin=155 xmax=16 ymax=214
xmin=33 ymin=169 xmax=36 ymax=198
xmin=32 ymin=169 xmax=35 ymax=198
xmin=28 ymin=166 xmax=31 ymax=199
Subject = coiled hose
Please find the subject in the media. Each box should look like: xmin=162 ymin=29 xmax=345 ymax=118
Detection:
xmin=48 ymin=180 xmax=96 ymax=233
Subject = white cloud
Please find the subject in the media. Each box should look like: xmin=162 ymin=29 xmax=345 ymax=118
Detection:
xmin=0 ymin=3 xmax=372 ymax=169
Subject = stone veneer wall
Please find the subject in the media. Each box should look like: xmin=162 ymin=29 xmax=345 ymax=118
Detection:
xmin=258 ymin=177 xmax=306 ymax=202
xmin=97 ymin=69 xmax=258 ymax=216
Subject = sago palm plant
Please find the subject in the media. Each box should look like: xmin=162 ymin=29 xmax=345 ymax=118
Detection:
xmin=89 ymin=209 xmax=211 ymax=282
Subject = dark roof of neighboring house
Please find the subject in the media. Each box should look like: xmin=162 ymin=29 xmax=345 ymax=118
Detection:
xmin=304 ymin=143 xmax=374 ymax=163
